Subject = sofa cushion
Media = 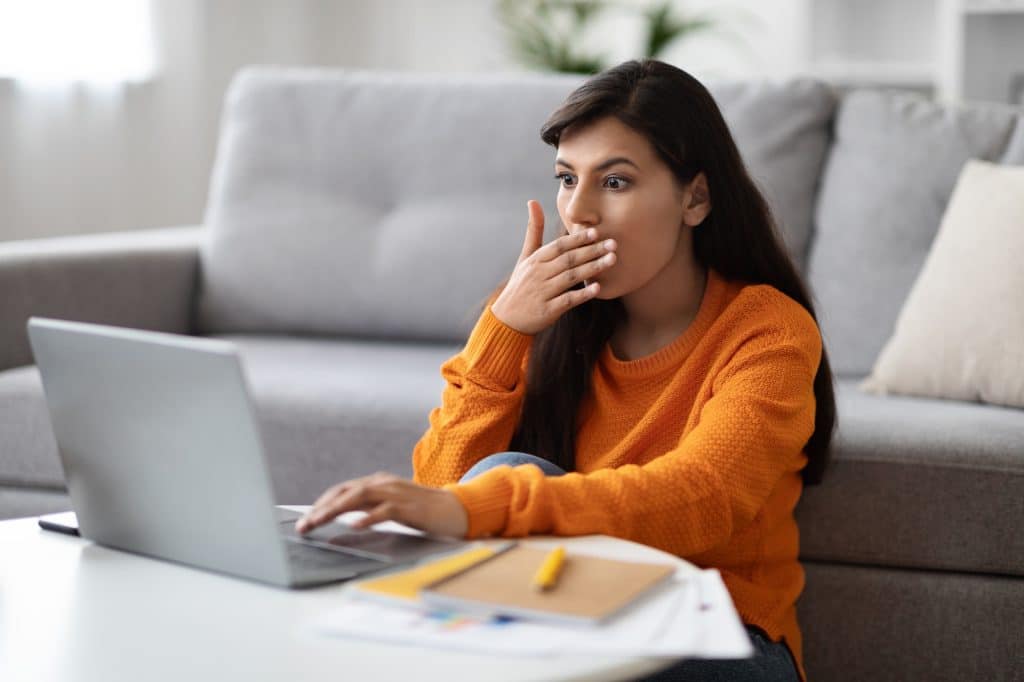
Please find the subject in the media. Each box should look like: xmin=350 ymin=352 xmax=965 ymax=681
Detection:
xmin=796 ymin=378 xmax=1024 ymax=577
xmin=197 ymin=68 xmax=835 ymax=341
xmin=209 ymin=334 xmax=459 ymax=503
xmin=0 ymin=486 xmax=71 ymax=521
xmin=0 ymin=365 xmax=64 ymax=488
xmin=860 ymin=160 xmax=1024 ymax=407
xmin=1002 ymin=115 xmax=1024 ymax=163
xmin=712 ymin=79 xmax=836 ymax=274
xmin=806 ymin=91 xmax=1022 ymax=376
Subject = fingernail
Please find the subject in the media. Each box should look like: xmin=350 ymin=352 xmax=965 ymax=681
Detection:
xmin=603 ymin=239 xmax=615 ymax=250
xmin=586 ymin=228 xmax=596 ymax=240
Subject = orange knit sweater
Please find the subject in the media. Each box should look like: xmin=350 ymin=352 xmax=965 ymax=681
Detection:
xmin=412 ymin=267 xmax=821 ymax=682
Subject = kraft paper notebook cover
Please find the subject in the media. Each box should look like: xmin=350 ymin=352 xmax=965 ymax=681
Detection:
xmin=419 ymin=544 xmax=677 ymax=626
xmin=350 ymin=541 xmax=517 ymax=608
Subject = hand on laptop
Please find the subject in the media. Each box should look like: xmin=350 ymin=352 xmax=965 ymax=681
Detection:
xmin=295 ymin=472 xmax=469 ymax=538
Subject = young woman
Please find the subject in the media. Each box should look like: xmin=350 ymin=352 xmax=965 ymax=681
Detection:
xmin=296 ymin=58 xmax=836 ymax=682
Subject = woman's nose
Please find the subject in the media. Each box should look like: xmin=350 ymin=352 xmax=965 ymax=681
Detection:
xmin=564 ymin=188 xmax=599 ymax=228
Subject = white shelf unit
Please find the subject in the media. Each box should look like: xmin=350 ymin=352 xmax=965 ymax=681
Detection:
xmin=961 ymin=1 xmax=1024 ymax=14
xmin=800 ymin=0 xmax=1024 ymax=104
xmin=955 ymin=1 xmax=1024 ymax=104
xmin=802 ymin=0 xmax=940 ymax=95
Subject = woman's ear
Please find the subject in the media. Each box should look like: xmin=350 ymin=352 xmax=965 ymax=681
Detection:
xmin=681 ymin=172 xmax=711 ymax=227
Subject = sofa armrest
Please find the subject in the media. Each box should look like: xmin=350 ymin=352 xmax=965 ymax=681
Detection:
xmin=0 ymin=225 xmax=204 ymax=372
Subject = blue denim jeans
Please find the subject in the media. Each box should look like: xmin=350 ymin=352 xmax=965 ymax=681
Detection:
xmin=459 ymin=452 xmax=802 ymax=681
xmin=637 ymin=623 xmax=801 ymax=682
xmin=459 ymin=450 xmax=569 ymax=482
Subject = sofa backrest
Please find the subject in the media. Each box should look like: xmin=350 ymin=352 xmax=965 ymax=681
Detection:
xmin=807 ymin=91 xmax=1024 ymax=377
xmin=195 ymin=67 xmax=835 ymax=342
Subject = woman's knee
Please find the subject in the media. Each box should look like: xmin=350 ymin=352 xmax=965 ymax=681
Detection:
xmin=459 ymin=452 xmax=567 ymax=483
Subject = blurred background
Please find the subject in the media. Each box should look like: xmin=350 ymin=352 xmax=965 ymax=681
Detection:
xmin=1 ymin=0 xmax=1022 ymax=243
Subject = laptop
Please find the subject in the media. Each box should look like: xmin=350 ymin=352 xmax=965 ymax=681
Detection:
xmin=26 ymin=317 xmax=468 ymax=588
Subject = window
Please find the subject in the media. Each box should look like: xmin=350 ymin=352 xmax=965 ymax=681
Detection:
xmin=0 ymin=0 xmax=155 ymax=85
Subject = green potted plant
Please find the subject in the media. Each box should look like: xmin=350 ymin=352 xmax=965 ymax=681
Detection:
xmin=497 ymin=0 xmax=719 ymax=75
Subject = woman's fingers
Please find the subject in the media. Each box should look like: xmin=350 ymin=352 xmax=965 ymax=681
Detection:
xmin=352 ymin=486 xmax=468 ymax=537
xmin=319 ymin=476 xmax=399 ymax=524
xmin=548 ymin=242 xmax=616 ymax=288
xmin=350 ymin=500 xmax=402 ymax=529
xmin=548 ymin=238 xmax=615 ymax=272
xmin=534 ymin=227 xmax=596 ymax=263
xmin=552 ymin=281 xmax=601 ymax=312
xmin=297 ymin=475 xmax=468 ymax=538
xmin=535 ymin=234 xmax=617 ymax=293
xmin=297 ymin=482 xmax=354 ymax=531
xmin=309 ymin=480 xmax=354 ymax=512
xmin=517 ymin=200 xmax=546 ymax=263
xmin=297 ymin=472 xmax=397 ymax=533
xmin=316 ymin=486 xmax=373 ymax=526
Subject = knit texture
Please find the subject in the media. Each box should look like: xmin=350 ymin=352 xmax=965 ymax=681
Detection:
xmin=412 ymin=268 xmax=821 ymax=681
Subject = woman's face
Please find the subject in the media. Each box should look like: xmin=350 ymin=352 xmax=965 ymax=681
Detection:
xmin=554 ymin=116 xmax=703 ymax=300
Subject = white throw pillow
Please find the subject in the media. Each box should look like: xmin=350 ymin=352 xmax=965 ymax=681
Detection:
xmin=860 ymin=159 xmax=1024 ymax=407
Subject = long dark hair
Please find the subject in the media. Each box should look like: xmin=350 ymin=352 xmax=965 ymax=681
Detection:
xmin=504 ymin=58 xmax=836 ymax=486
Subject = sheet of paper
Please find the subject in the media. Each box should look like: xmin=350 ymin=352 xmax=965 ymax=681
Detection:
xmin=311 ymin=568 xmax=754 ymax=660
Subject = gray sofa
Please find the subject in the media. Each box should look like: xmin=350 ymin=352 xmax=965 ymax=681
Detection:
xmin=2 ymin=67 xmax=1022 ymax=680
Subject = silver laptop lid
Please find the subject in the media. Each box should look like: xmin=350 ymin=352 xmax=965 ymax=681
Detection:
xmin=27 ymin=317 xmax=292 ymax=586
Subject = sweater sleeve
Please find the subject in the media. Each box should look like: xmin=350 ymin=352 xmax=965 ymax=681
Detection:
xmin=412 ymin=304 xmax=534 ymax=487
xmin=443 ymin=326 xmax=822 ymax=554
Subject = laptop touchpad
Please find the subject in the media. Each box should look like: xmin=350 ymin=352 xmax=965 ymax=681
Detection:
xmin=304 ymin=527 xmax=464 ymax=562
xmin=277 ymin=510 xmax=465 ymax=563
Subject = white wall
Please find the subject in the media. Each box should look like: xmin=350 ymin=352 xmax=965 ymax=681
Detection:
xmin=0 ymin=0 xmax=802 ymax=243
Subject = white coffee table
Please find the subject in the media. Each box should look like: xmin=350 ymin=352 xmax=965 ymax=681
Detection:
xmin=0 ymin=508 xmax=701 ymax=682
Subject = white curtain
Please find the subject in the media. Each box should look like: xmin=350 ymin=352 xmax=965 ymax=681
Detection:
xmin=0 ymin=0 xmax=181 ymax=243
xmin=0 ymin=0 xmax=365 ymax=244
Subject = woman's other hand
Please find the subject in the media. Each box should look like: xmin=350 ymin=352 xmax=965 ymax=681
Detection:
xmin=294 ymin=472 xmax=469 ymax=537
xmin=490 ymin=200 xmax=616 ymax=335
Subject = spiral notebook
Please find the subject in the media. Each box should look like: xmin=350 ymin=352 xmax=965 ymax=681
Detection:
xmin=419 ymin=544 xmax=677 ymax=626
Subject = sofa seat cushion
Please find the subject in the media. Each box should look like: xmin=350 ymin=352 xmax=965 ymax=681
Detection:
xmin=208 ymin=334 xmax=459 ymax=503
xmin=796 ymin=378 xmax=1024 ymax=577
xmin=0 ymin=485 xmax=72 ymax=521
xmin=0 ymin=365 xmax=64 ymax=488
xmin=0 ymin=335 xmax=459 ymax=502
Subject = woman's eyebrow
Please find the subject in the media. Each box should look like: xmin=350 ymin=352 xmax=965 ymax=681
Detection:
xmin=554 ymin=156 xmax=640 ymax=172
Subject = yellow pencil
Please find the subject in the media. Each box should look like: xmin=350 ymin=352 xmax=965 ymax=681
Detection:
xmin=531 ymin=545 xmax=566 ymax=592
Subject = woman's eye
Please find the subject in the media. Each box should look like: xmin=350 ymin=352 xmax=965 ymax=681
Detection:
xmin=605 ymin=176 xmax=629 ymax=190
xmin=554 ymin=173 xmax=575 ymax=188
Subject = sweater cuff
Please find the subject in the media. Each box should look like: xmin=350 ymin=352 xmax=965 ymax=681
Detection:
xmin=443 ymin=466 xmax=516 ymax=538
xmin=462 ymin=305 xmax=533 ymax=390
